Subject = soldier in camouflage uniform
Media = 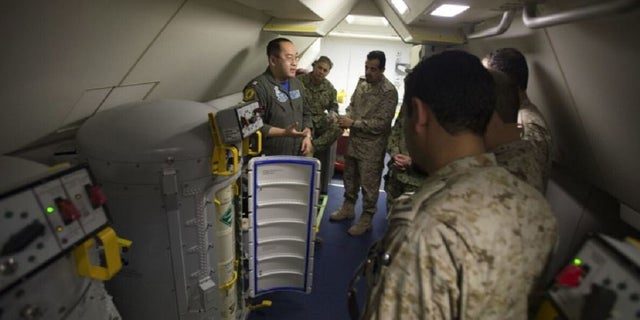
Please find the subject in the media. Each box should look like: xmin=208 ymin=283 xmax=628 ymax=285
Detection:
xmin=242 ymin=38 xmax=313 ymax=156
xmin=329 ymin=51 xmax=398 ymax=236
xmin=485 ymin=69 xmax=547 ymax=192
xmin=384 ymin=100 xmax=428 ymax=210
xmin=358 ymin=51 xmax=558 ymax=319
xmin=483 ymin=47 xmax=553 ymax=190
xmin=297 ymin=56 xmax=343 ymax=153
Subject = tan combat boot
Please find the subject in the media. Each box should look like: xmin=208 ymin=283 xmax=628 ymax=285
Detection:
xmin=329 ymin=203 xmax=355 ymax=221
xmin=348 ymin=214 xmax=373 ymax=236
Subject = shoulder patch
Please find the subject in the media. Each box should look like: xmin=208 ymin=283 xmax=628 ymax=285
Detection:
xmin=243 ymin=87 xmax=256 ymax=102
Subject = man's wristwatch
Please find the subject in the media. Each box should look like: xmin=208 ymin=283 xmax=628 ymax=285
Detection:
xmin=306 ymin=134 xmax=313 ymax=140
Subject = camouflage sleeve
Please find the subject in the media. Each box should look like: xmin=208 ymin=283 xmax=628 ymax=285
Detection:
xmin=243 ymin=80 xmax=271 ymax=135
xmin=345 ymin=92 xmax=354 ymax=117
xmin=328 ymin=87 xmax=339 ymax=114
xmin=352 ymin=88 xmax=398 ymax=135
xmin=302 ymin=91 xmax=313 ymax=131
xmin=387 ymin=102 xmax=405 ymax=155
xmin=364 ymin=220 xmax=452 ymax=319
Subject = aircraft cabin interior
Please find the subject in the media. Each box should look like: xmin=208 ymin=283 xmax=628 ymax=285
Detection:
xmin=1 ymin=0 xmax=640 ymax=319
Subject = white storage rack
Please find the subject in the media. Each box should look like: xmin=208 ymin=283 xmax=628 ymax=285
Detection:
xmin=247 ymin=156 xmax=320 ymax=297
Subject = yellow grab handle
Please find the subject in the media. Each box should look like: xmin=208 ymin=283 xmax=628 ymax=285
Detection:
xmin=73 ymin=227 xmax=129 ymax=280
xmin=247 ymin=300 xmax=273 ymax=310
xmin=219 ymin=271 xmax=238 ymax=291
xmin=242 ymin=131 xmax=262 ymax=156
xmin=208 ymin=112 xmax=240 ymax=176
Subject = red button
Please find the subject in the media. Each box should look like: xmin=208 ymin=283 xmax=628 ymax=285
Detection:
xmin=556 ymin=264 xmax=584 ymax=287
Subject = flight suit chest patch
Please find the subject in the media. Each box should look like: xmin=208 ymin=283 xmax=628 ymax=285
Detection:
xmin=274 ymin=86 xmax=288 ymax=103
xmin=290 ymin=89 xmax=301 ymax=100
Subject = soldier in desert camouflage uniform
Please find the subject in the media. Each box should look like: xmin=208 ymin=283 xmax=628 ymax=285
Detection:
xmin=358 ymin=51 xmax=558 ymax=319
xmin=485 ymin=69 xmax=547 ymax=192
xmin=484 ymin=47 xmax=552 ymax=190
xmin=329 ymin=50 xmax=398 ymax=236
xmin=297 ymin=56 xmax=343 ymax=153
xmin=384 ymin=101 xmax=428 ymax=210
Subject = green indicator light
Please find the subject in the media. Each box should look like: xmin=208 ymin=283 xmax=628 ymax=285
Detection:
xmin=46 ymin=206 xmax=55 ymax=214
xmin=573 ymin=258 xmax=582 ymax=266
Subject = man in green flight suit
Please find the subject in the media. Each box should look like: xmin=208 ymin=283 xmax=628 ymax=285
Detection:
xmin=242 ymin=37 xmax=313 ymax=156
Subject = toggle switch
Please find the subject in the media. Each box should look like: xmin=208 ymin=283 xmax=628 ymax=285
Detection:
xmin=55 ymin=197 xmax=81 ymax=225
xmin=85 ymin=184 xmax=107 ymax=209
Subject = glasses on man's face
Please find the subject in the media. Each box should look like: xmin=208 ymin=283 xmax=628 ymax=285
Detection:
xmin=280 ymin=54 xmax=300 ymax=64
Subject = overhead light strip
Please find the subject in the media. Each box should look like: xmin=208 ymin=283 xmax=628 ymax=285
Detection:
xmin=327 ymin=32 xmax=402 ymax=42
xmin=345 ymin=15 xmax=389 ymax=27
xmin=431 ymin=4 xmax=470 ymax=17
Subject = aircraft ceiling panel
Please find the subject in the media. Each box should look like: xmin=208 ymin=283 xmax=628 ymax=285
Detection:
xmin=231 ymin=0 xmax=322 ymax=20
xmin=388 ymin=0 xmax=524 ymax=27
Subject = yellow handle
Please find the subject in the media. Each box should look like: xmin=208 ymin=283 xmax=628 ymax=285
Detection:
xmin=247 ymin=300 xmax=273 ymax=310
xmin=208 ymin=112 xmax=240 ymax=176
xmin=73 ymin=227 xmax=129 ymax=280
xmin=218 ymin=146 xmax=239 ymax=176
xmin=219 ymin=271 xmax=238 ymax=291
xmin=242 ymin=131 xmax=262 ymax=156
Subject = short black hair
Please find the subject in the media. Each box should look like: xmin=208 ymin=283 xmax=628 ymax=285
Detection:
xmin=484 ymin=48 xmax=529 ymax=90
xmin=313 ymin=56 xmax=333 ymax=69
xmin=367 ymin=50 xmax=386 ymax=69
xmin=489 ymin=69 xmax=520 ymax=123
xmin=267 ymin=38 xmax=292 ymax=58
xmin=405 ymin=50 xmax=495 ymax=135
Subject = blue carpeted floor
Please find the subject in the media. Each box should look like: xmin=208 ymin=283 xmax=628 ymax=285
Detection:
xmin=247 ymin=172 xmax=389 ymax=320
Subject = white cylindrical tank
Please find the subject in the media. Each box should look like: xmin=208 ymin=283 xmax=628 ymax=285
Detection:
xmin=77 ymin=99 xmax=241 ymax=320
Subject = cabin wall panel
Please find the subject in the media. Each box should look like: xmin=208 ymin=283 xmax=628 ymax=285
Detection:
xmin=465 ymin=17 xmax=603 ymax=189
xmin=0 ymin=0 xmax=185 ymax=154
xmin=543 ymin=9 xmax=640 ymax=212
xmin=0 ymin=0 xmax=296 ymax=157
xmin=122 ymin=0 xmax=274 ymax=102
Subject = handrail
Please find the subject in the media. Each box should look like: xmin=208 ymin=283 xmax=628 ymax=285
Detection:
xmin=467 ymin=10 xmax=516 ymax=40
xmin=523 ymin=0 xmax=640 ymax=29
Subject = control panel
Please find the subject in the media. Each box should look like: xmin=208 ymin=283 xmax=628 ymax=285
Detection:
xmin=214 ymin=100 xmax=263 ymax=145
xmin=0 ymin=165 xmax=110 ymax=294
xmin=548 ymin=234 xmax=640 ymax=319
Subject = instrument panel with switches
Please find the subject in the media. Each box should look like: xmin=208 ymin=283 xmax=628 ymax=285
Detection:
xmin=547 ymin=234 xmax=640 ymax=319
xmin=0 ymin=165 xmax=110 ymax=294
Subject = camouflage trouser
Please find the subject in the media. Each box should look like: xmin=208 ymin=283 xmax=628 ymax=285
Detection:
xmin=383 ymin=167 xmax=421 ymax=211
xmin=343 ymin=155 xmax=385 ymax=216
xmin=313 ymin=121 xmax=343 ymax=153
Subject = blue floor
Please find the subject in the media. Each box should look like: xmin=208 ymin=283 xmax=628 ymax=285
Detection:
xmin=246 ymin=174 xmax=389 ymax=320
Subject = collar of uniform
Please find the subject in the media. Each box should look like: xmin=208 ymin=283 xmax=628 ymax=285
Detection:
xmin=365 ymin=75 xmax=390 ymax=90
xmin=429 ymin=153 xmax=498 ymax=182
xmin=263 ymin=67 xmax=285 ymax=87
xmin=492 ymin=139 xmax=530 ymax=154
xmin=387 ymin=178 xmax=447 ymax=223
